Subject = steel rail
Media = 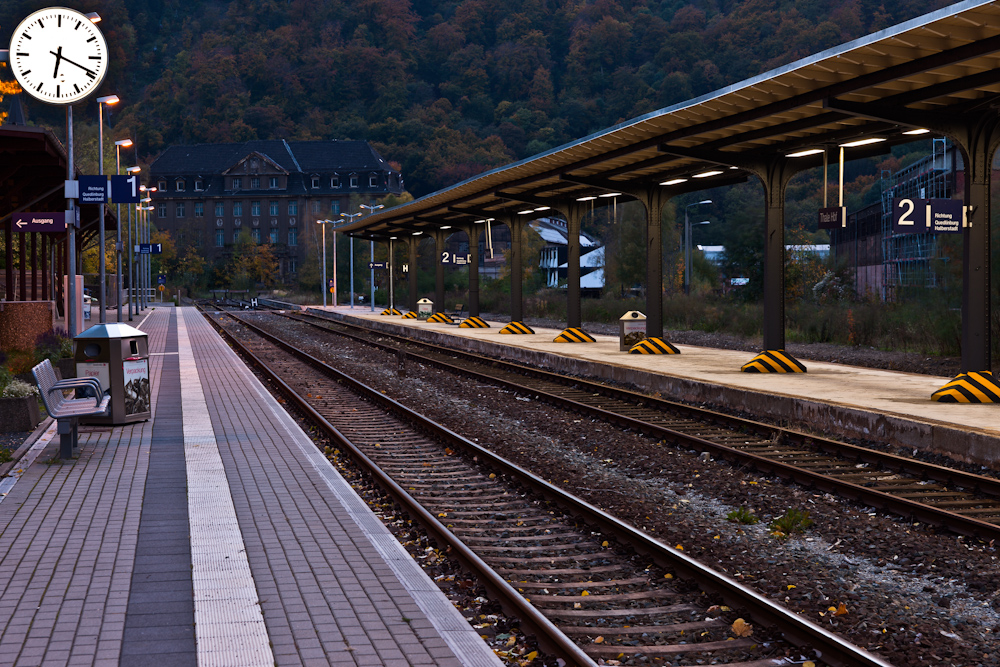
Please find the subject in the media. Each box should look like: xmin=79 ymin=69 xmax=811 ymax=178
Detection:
xmin=290 ymin=311 xmax=1000 ymax=540
xmin=210 ymin=307 xmax=897 ymax=667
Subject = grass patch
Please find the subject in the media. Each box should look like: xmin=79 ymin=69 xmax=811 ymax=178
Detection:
xmin=769 ymin=509 xmax=814 ymax=538
xmin=726 ymin=506 xmax=759 ymax=525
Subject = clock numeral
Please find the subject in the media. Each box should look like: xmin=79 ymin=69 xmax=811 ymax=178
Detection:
xmin=89 ymin=56 xmax=101 ymax=60
xmin=86 ymin=72 xmax=95 ymax=80
xmin=74 ymin=84 xmax=81 ymax=93
xmin=86 ymin=37 xmax=96 ymax=43
xmin=16 ymin=52 xmax=29 ymax=56
xmin=22 ymin=70 xmax=31 ymax=77
xmin=75 ymin=21 xmax=82 ymax=30
xmin=23 ymin=34 xmax=32 ymax=40
xmin=56 ymin=85 xmax=61 ymax=98
xmin=36 ymin=82 xmax=43 ymax=92
xmin=37 ymin=19 xmax=44 ymax=28
xmin=58 ymin=15 xmax=62 ymax=27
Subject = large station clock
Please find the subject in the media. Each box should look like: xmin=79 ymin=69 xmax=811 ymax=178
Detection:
xmin=9 ymin=7 xmax=109 ymax=105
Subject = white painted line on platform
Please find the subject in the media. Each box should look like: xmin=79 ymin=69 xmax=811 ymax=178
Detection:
xmin=177 ymin=308 xmax=274 ymax=667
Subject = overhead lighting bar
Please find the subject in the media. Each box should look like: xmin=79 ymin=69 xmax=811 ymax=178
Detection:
xmin=575 ymin=196 xmax=597 ymax=201
xmin=534 ymin=206 xmax=550 ymax=212
xmin=660 ymin=178 xmax=688 ymax=186
xmin=693 ymin=170 xmax=723 ymax=178
xmin=902 ymin=128 xmax=931 ymax=135
xmin=412 ymin=231 xmax=422 ymax=235
xmin=599 ymin=192 xmax=621 ymax=198
xmin=440 ymin=225 xmax=451 ymax=229
xmin=518 ymin=209 xmax=535 ymax=215
xmin=787 ymin=148 xmax=824 ymax=158
xmin=840 ymin=137 xmax=886 ymax=148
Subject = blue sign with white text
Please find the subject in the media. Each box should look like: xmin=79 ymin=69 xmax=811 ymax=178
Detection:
xmin=78 ymin=176 xmax=109 ymax=204
xmin=138 ymin=243 xmax=162 ymax=254
xmin=110 ymin=175 xmax=142 ymax=203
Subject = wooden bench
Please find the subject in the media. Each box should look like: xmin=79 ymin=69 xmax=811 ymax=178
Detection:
xmin=444 ymin=303 xmax=465 ymax=319
xmin=32 ymin=359 xmax=110 ymax=459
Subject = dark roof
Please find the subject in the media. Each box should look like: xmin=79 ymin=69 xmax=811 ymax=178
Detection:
xmin=151 ymin=140 xmax=395 ymax=176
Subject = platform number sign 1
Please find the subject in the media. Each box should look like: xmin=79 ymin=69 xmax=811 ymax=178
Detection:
xmin=110 ymin=174 xmax=142 ymax=203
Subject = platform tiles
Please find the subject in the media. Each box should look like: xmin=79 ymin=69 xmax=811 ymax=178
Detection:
xmin=0 ymin=306 xmax=502 ymax=667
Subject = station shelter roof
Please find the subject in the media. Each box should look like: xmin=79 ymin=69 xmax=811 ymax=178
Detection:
xmin=334 ymin=0 xmax=1000 ymax=239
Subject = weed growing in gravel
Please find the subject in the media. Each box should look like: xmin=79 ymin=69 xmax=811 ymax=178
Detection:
xmin=726 ymin=506 xmax=759 ymax=525
xmin=769 ymin=508 xmax=814 ymax=538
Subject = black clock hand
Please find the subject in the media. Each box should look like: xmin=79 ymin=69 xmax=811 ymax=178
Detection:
xmin=49 ymin=51 xmax=96 ymax=76
xmin=52 ymin=46 xmax=63 ymax=78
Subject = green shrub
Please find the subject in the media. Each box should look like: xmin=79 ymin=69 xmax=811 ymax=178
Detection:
xmin=2 ymin=379 xmax=38 ymax=398
xmin=769 ymin=509 xmax=814 ymax=538
xmin=726 ymin=507 xmax=759 ymax=525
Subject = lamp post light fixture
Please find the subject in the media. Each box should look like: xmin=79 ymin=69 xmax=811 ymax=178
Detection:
xmin=684 ymin=200 xmax=712 ymax=295
xmin=96 ymin=95 xmax=120 ymax=323
xmin=340 ymin=211 xmax=362 ymax=307
xmin=360 ymin=204 xmax=384 ymax=311
xmin=113 ymin=139 xmax=133 ymax=322
xmin=316 ymin=219 xmax=334 ymax=307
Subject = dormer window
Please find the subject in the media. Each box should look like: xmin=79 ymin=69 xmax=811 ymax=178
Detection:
xmin=232 ymin=177 xmax=242 ymax=190
xmin=194 ymin=179 xmax=204 ymax=191
xmin=158 ymin=179 xmax=166 ymax=191
xmin=311 ymin=175 xmax=320 ymax=189
xmin=331 ymin=175 xmax=340 ymax=188
xmin=269 ymin=176 xmax=279 ymax=189
xmin=250 ymin=176 xmax=261 ymax=189
xmin=350 ymin=174 xmax=359 ymax=188
xmin=175 ymin=179 xmax=185 ymax=192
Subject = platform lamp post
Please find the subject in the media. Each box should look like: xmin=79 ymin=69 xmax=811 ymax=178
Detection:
xmin=122 ymin=166 xmax=140 ymax=320
xmin=360 ymin=204 xmax=384 ymax=311
xmin=113 ymin=139 xmax=133 ymax=321
xmin=340 ymin=211 xmax=362 ymax=307
xmin=684 ymin=200 xmax=712 ymax=295
xmin=96 ymin=95 xmax=120 ymax=323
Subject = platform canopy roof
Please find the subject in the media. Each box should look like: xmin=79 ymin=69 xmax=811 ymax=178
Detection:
xmin=335 ymin=0 xmax=1000 ymax=240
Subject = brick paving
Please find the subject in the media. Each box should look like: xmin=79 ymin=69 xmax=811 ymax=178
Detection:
xmin=0 ymin=307 xmax=500 ymax=667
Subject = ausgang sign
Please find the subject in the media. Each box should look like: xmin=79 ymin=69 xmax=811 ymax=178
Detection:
xmin=13 ymin=212 xmax=67 ymax=233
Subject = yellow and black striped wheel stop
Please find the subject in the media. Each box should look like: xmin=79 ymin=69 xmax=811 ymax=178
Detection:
xmin=553 ymin=327 xmax=596 ymax=343
xmin=459 ymin=316 xmax=490 ymax=328
xmin=499 ymin=321 xmax=534 ymax=335
xmin=381 ymin=308 xmax=401 ymax=316
xmin=932 ymin=371 xmax=1000 ymax=403
xmin=741 ymin=350 xmax=807 ymax=373
xmin=629 ymin=337 xmax=680 ymax=354
xmin=402 ymin=311 xmax=418 ymax=319
xmin=427 ymin=312 xmax=454 ymax=324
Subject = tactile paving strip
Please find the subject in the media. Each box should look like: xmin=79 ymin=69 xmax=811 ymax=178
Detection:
xmin=177 ymin=309 xmax=275 ymax=666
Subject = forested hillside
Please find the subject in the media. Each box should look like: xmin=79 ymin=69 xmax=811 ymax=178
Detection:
xmin=1 ymin=0 xmax=950 ymax=196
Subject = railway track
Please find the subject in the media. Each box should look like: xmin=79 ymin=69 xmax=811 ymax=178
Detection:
xmin=201 ymin=305 xmax=892 ymax=667
xmin=282 ymin=309 xmax=1000 ymax=541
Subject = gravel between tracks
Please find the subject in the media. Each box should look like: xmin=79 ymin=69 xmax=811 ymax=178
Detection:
xmin=248 ymin=313 xmax=1000 ymax=667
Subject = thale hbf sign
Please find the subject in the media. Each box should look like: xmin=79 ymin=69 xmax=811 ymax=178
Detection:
xmin=817 ymin=206 xmax=847 ymax=229
xmin=13 ymin=212 xmax=67 ymax=233
xmin=892 ymin=198 xmax=964 ymax=234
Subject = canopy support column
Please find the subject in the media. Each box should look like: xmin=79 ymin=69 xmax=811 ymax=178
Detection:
xmin=433 ymin=230 xmax=446 ymax=313
xmin=408 ymin=236 xmax=419 ymax=314
xmin=466 ymin=224 xmax=480 ymax=318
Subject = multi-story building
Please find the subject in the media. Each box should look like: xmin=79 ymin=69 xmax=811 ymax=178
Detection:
xmin=148 ymin=140 xmax=403 ymax=280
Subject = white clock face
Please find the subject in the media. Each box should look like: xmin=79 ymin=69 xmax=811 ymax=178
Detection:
xmin=10 ymin=7 xmax=109 ymax=105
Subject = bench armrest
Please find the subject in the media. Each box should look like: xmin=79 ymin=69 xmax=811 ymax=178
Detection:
xmin=52 ymin=377 xmax=103 ymax=396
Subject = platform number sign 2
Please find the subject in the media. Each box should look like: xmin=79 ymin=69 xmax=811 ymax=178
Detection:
xmin=893 ymin=198 xmax=964 ymax=234
xmin=441 ymin=252 xmax=471 ymax=265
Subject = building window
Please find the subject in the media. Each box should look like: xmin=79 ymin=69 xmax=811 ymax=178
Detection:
xmin=234 ymin=230 xmax=241 ymax=243
xmin=176 ymin=202 xmax=186 ymax=218
xmin=350 ymin=174 xmax=359 ymax=188
xmin=311 ymin=175 xmax=320 ymax=189
xmin=174 ymin=179 xmax=185 ymax=192
xmin=269 ymin=228 xmax=278 ymax=244
xmin=195 ymin=202 xmax=204 ymax=217
xmin=269 ymin=201 xmax=279 ymax=216
xmin=250 ymin=177 xmax=261 ymax=189
xmin=251 ymin=201 xmax=261 ymax=216
xmin=158 ymin=179 xmax=167 ymax=191
xmin=288 ymin=258 xmax=297 ymax=273
xmin=311 ymin=200 xmax=320 ymax=214
xmin=288 ymin=229 xmax=297 ymax=246
xmin=251 ymin=228 xmax=260 ymax=243
xmin=331 ymin=175 xmax=340 ymax=188
xmin=288 ymin=201 xmax=298 ymax=215
xmin=157 ymin=203 xmax=167 ymax=218
xmin=369 ymin=174 xmax=378 ymax=187
xmin=331 ymin=200 xmax=340 ymax=216
xmin=233 ymin=201 xmax=243 ymax=216
xmin=215 ymin=202 xmax=224 ymax=216
xmin=216 ymin=230 xmax=224 ymax=247
xmin=232 ymin=177 xmax=242 ymax=190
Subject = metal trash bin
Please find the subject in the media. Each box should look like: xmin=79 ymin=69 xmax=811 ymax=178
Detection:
xmin=417 ymin=298 xmax=434 ymax=320
xmin=619 ymin=311 xmax=647 ymax=351
xmin=74 ymin=323 xmax=151 ymax=425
